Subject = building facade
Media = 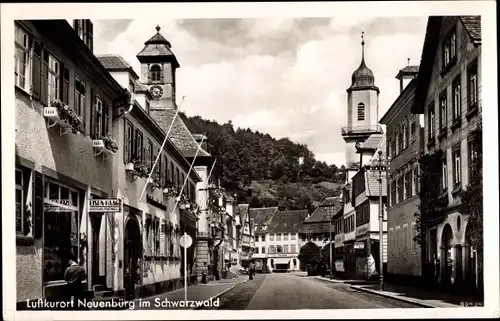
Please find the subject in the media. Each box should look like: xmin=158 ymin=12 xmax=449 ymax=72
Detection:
xmin=411 ymin=16 xmax=482 ymax=292
xmin=252 ymin=207 xmax=279 ymax=273
xmin=15 ymin=19 xmax=132 ymax=307
xmin=380 ymin=65 xmax=425 ymax=284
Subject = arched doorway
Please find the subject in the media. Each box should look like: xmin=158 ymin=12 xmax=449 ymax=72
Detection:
xmin=464 ymin=223 xmax=477 ymax=291
xmin=441 ymin=224 xmax=453 ymax=288
xmin=124 ymin=216 xmax=141 ymax=300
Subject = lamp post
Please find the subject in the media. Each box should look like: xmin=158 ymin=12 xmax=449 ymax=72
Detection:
xmin=371 ymin=149 xmax=390 ymax=291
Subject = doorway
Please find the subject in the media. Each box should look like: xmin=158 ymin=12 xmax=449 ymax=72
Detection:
xmin=124 ymin=216 xmax=141 ymax=300
xmin=441 ymin=224 xmax=453 ymax=288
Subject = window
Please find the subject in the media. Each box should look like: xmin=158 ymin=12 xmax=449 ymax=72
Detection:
xmin=443 ymin=29 xmax=456 ymax=68
xmin=283 ymin=233 xmax=288 ymax=241
xmin=176 ymin=168 xmax=180 ymax=189
xmin=452 ymin=76 xmax=461 ymax=120
xmin=135 ymin=130 xmax=143 ymax=162
xmin=291 ymin=244 xmax=296 ymax=253
xmin=261 ymin=235 xmax=265 ymax=242
xmin=357 ymin=103 xmax=365 ymax=121
xmin=147 ymin=140 xmax=154 ymax=171
xmin=452 ymin=145 xmax=461 ymax=189
xmin=283 ymin=245 xmax=289 ymax=253
xmin=428 ymin=102 xmax=435 ymax=139
xmin=270 ymin=234 xmax=275 ymax=241
xmin=398 ymin=126 xmax=404 ymax=153
xmin=404 ymin=172 xmax=409 ymax=200
xmin=46 ymin=52 xmax=60 ymax=104
xmin=468 ymin=135 xmax=479 ymax=181
xmin=255 ymin=247 xmax=259 ymax=254
xmin=291 ymin=233 xmax=296 ymax=240
xmin=277 ymin=245 xmax=283 ymax=253
xmin=276 ymin=233 xmax=282 ymax=241
xmin=150 ymin=64 xmax=162 ymax=83
xmin=74 ymin=76 xmax=85 ymax=118
xmin=146 ymin=100 xmax=150 ymax=114
xmin=15 ymin=168 xmax=26 ymax=235
xmin=15 ymin=24 xmax=31 ymax=91
xmin=163 ymin=156 xmax=168 ymax=186
xmin=397 ymin=176 xmax=402 ymax=203
xmin=43 ymin=180 xmax=82 ymax=282
xmin=268 ymin=246 xmax=275 ymax=253
xmin=468 ymin=60 xmax=478 ymax=109
xmin=73 ymin=20 xmax=94 ymax=51
xmin=412 ymin=167 xmax=418 ymax=196
xmin=410 ymin=115 xmax=416 ymax=143
xmin=261 ymin=247 xmax=265 ymax=254
xmin=403 ymin=121 xmax=408 ymax=149
xmin=441 ymin=157 xmax=448 ymax=192
xmin=387 ymin=138 xmax=392 ymax=159
xmin=124 ymin=120 xmax=134 ymax=163
xmin=170 ymin=162 xmax=174 ymax=183
xmin=93 ymin=95 xmax=103 ymax=138
xmin=439 ymin=91 xmax=447 ymax=129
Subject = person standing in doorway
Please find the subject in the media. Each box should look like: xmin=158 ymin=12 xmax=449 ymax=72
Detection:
xmin=64 ymin=258 xmax=87 ymax=310
xmin=201 ymin=262 xmax=208 ymax=284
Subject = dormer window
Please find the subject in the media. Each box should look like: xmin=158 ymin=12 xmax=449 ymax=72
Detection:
xmin=73 ymin=20 xmax=93 ymax=52
xmin=150 ymin=64 xmax=162 ymax=83
xmin=442 ymin=27 xmax=457 ymax=74
xmin=357 ymin=103 xmax=365 ymax=121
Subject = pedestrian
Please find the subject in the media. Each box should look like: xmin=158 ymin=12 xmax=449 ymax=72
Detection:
xmin=201 ymin=262 xmax=208 ymax=284
xmin=64 ymin=258 xmax=87 ymax=310
xmin=249 ymin=262 xmax=255 ymax=280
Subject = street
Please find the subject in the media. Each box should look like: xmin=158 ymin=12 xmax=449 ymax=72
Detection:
xmin=211 ymin=273 xmax=420 ymax=310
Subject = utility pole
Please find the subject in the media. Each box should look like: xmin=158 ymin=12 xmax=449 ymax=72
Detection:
xmin=376 ymin=149 xmax=389 ymax=291
xmin=329 ymin=216 xmax=333 ymax=280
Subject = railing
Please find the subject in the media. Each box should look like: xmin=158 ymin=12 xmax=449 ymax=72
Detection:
xmin=341 ymin=125 xmax=383 ymax=136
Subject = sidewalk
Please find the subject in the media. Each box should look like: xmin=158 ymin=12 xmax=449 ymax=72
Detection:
xmin=200 ymin=275 xmax=249 ymax=286
xmin=351 ymin=283 xmax=482 ymax=308
xmin=315 ymin=276 xmax=480 ymax=308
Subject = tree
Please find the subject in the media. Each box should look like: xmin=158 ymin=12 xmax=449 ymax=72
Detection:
xmin=298 ymin=242 xmax=321 ymax=275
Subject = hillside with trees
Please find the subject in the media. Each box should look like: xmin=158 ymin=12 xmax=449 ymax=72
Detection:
xmin=180 ymin=112 xmax=345 ymax=211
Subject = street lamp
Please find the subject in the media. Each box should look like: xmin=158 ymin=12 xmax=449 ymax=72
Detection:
xmin=371 ymin=149 xmax=390 ymax=291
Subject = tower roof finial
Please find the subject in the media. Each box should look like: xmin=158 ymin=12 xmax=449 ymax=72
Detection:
xmin=407 ymin=58 xmax=410 ymax=65
xmin=155 ymin=25 xmax=161 ymax=33
xmin=361 ymin=31 xmax=365 ymax=62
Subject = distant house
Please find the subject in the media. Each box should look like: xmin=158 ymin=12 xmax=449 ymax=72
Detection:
xmin=252 ymin=207 xmax=307 ymax=272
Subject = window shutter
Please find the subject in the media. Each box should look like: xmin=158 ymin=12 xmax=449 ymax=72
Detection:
xmin=103 ymin=101 xmax=109 ymax=137
xmin=90 ymin=89 xmax=96 ymax=138
xmin=40 ymin=48 xmax=49 ymax=106
xmin=59 ymin=61 xmax=65 ymax=102
xmin=31 ymin=41 xmax=42 ymax=100
xmin=33 ymin=171 xmax=44 ymax=239
xmin=124 ymin=119 xmax=129 ymax=163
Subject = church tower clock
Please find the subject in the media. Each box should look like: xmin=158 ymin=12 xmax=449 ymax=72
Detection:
xmin=136 ymin=25 xmax=180 ymax=110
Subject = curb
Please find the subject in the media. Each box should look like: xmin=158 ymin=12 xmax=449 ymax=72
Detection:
xmin=193 ymin=285 xmax=235 ymax=310
xmin=349 ymin=285 xmax=437 ymax=308
xmin=314 ymin=276 xmax=347 ymax=283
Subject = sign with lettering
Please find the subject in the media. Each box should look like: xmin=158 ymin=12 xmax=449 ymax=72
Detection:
xmin=88 ymin=199 xmax=122 ymax=212
xmin=354 ymin=242 xmax=365 ymax=250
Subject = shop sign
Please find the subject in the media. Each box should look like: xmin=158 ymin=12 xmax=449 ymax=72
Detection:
xmin=44 ymin=199 xmax=72 ymax=212
xmin=354 ymin=242 xmax=365 ymax=249
xmin=88 ymin=199 xmax=122 ymax=212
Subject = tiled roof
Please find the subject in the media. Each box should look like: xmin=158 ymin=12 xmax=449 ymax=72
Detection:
xmin=364 ymin=170 xmax=387 ymax=197
xmin=399 ymin=65 xmax=419 ymax=73
xmin=358 ymin=134 xmax=385 ymax=151
xmin=137 ymin=44 xmax=176 ymax=58
xmin=96 ymin=54 xmax=139 ymax=79
xmin=299 ymin=222 xmax=331 ymax=234
xmin=460 ymin=16 xmax=481 ymax=43
xmin=250 ymin=207 xmax=279 ymax=233
xmin=264 ymin=210 xmax=309 ymax=233
xmin=149 ymin=109 xmax=210 ymax=158
xmin=303 ymin=197 xmax=341 ymax=223
xmin=145 ymin=32 xmax=172 ymax=47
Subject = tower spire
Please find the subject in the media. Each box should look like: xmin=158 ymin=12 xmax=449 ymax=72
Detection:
xmin=155 ymin=25 xmax=161 ymax=33
xmin=361 ymin=31 xmax=365 ymax=63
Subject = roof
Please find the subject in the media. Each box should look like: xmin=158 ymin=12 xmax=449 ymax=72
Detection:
xmin=380 ymin=77 xmax=418 ymax=124
xmin=348 ymin=34 xmax=379 ymax=93
xmin=364 ymin=170 xmax=387 ymax=197
xmin=136 ymin=26 xmax=180 ymax=68
xmin=303 ymin=197 xmax=341 ymax=224
xmin=96 ymin=54 xmax=139 ymax=79
xmin=250 ymin=207 xmax=279 ymax=233
xmin=399 ymin=65 xmax=420 ymax=73
xmin=264 ymin=210 xmax=309 ymax=233
xmin=460 ymin=16 xmax=481 ymax=43
xmin=412 ymin=16 xmax=481 ymax=114
xmin=357 ymin=134 xmax=385 ymax=151
xmin=149 ymin=108 xmax=211 ymax=158
xmin=299 ymin=222 xmax=331 ymax=234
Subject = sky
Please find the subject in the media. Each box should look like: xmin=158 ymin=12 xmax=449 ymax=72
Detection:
xmin=93 ymin=17 xmax=428 ymax=166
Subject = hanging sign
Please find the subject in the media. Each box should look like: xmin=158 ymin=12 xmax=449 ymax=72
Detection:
xmin=180 ymin=234 xmax=193 ymax=248
xmin=88 ymin=199 xmax=122 ymax=212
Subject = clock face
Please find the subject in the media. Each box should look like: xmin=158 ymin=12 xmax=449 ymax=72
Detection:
xmin=150 ymin=85 xmax=163 ymax=99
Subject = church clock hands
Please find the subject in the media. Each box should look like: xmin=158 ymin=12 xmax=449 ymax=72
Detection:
xmin=150 ymin=85 xmax=163 ymax=99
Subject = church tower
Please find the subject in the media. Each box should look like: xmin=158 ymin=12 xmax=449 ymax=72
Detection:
xmin=342 ymin=32 xmax=382 ymax=169
xmin=136 ymin=25 xmax=180 ymax=110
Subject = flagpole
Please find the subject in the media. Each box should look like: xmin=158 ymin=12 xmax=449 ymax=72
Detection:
xmin=169 ymin=135 xmax=207 ymax=216
xmin=138 ymin=96 xmax=186 ymax=203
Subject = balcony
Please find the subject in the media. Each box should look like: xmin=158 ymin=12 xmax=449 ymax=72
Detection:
xmin=341 ymin=125 xmax=383 ymax=137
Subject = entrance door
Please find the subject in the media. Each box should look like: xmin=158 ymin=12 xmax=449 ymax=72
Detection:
xmin=124 ymin=217 xmax=141 ymax=299
xmin=90 ymin=213 xmax=104 ymax=286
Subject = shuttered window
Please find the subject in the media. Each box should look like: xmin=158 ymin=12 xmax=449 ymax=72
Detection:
xmin=124 ymin=120 xmax=134 ymax=163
